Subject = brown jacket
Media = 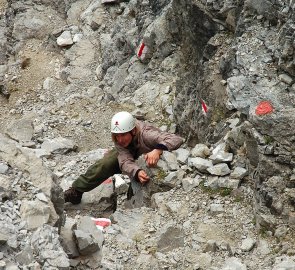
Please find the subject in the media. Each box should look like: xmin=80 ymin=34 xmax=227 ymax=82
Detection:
xmin=115 ymin=120 xmax=184 ymax=180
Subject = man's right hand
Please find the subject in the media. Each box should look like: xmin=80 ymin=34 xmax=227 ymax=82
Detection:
xmin=138 ymin=170 xmax=150 ymax=184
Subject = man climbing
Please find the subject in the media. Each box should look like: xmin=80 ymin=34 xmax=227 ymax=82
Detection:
xmin=64 ymin=111 xmax=184 ymax=204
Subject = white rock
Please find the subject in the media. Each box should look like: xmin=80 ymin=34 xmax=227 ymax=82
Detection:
xmin=182 ymin=175 xmax=202 ymax=192
xmin=57 ymin=31 xmax=73 ymax=46
xmin=221 ymin=257 xmax=247 ymax=270
xmin=43 ymin=77 xmax=55 ymax=90
xmin=188 ymin=157 xmax=213 ymax=173
xmin=36 ymin=193 xmax=48 ymax=202
xmin=175 ymin=148 xmax=190 ymax=165
xmin=279 ymin=74 xmax=293 ymax=85
xmin=191 ymin=144 xmax=211 ymax=158
xmin=207 ymin=163 xmax=231 ymax=176
xmin=230 ymin=167 xmax=248 ymax=179
xmin=209 ymin=151 xmax=233 ymax=164
xmin=240 ymin=238 xmax=256 ymax=252
xmin=73 ymin=33 xmax=83 ymax=43
xmin=210 ymin=203 xmax=224 ymax=214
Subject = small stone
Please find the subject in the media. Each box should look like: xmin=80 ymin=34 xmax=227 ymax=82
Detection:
xmin=36 ymin=193 xmax=48 ymax=202
xmin=57 ymin=31 xmax=73 ymax=47
xmin=279 ymin=74 xmax=293 ymax=85
xmin=220 ymin=80 xmax=227 ymax=85
xmin=241 ymin=238 xmax=256 ymax=252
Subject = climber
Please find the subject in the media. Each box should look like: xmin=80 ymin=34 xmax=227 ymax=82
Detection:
xmin=64 ymin=111 xmax=184 ymax=205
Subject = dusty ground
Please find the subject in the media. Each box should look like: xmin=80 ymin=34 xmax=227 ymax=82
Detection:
xmin=0 ymin=39 xmax=131 ymax=152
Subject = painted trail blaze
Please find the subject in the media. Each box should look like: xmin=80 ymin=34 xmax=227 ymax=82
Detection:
xmin=137 ymin=42 xmax=145 ymax=57
xmin=200 ymin=99 xmax=208 ymax=115
xmin=91 ymin=217 xmax=111 ymax=231
xmin=255 ymin=101 xmax=273 ymax=115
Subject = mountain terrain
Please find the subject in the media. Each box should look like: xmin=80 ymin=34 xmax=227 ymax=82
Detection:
xmin=0 ymin=0 xmax=295 ymax=269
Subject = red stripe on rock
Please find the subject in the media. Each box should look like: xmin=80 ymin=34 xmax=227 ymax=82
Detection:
xmin=200 ymin=99 xmax=208 ymax=115
xmin=138 ymin=42 xmax=145 ymax=57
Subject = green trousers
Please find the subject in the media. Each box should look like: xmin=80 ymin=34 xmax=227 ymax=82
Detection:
xmin=72 ymin=148 xmax=121 ymax=192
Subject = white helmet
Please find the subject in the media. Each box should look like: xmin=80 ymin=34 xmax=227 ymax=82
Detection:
xmin=111 ymin=111 xmax=135 ymax=133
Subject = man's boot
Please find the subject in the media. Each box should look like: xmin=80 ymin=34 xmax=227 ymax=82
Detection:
xmin=64 ymin=187 xmax=83 ymax=205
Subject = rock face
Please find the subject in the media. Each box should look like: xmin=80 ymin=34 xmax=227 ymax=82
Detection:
xmin=0 ymin=0 xmax=294 ymax=269
xmin=172 ymin=0 xmax=295 ymax=236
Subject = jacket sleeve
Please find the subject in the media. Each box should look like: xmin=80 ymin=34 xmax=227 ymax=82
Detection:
xmin=115 ymin=144 xmax=141 ymax=180
xmin=142 ymin=124 xmax=184 ymax=151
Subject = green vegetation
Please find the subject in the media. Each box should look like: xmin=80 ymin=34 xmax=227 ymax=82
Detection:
xmin=252 ymin=219 xmax=271 ymax=239
xmin=233 ymin=194 xmax=243 ymax=202
xmin=154 ymin=169 xmax=168 ymax=182
xmin=219 ymin=187 xmax=232 ymax=197
xmin=132 ymin=233 xmax=144 ymax=243
xmin=200 ymin=181 xmax=232 ymax=197
xmin=212 ymin=107 xmax=227 ymax=123
xmin=132 ymin=234 xmax=144 ymax=251
xmin=263 ymin=135 xmax=274 ymax=145
xmin=259 ymin=226 xmax=269 ymax=238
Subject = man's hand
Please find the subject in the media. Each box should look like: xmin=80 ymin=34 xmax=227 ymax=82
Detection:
xmin=138 ymin=170 xmax=150 ymax=184
xmin=144 ymin=149 xmax=163 ymax=167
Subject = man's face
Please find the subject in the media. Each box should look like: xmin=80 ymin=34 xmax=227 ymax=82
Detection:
xmin=115 ymin=132 xmax=133 ymax=148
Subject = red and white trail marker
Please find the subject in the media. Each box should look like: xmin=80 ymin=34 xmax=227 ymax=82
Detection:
xmin=91 ymin=217 xmax=112 ymax=231
xmin=200 ymin=99 xmax=208 ymax=115
xmin=137 ymin=41 xmax=150 ymax=62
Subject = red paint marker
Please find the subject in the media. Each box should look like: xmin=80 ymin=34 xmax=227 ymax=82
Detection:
xmin=103 ymin=178 xmax=113 ymax=184
xmin=200 ymin=99 xmax=208 ymax=115
xmin=91 ymin=217 xmax=111 ymax=231
xmin=137 ymin=42 xmax=145 ymax=58
xmin=255 ymin=101 xmax=273 ymax=115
